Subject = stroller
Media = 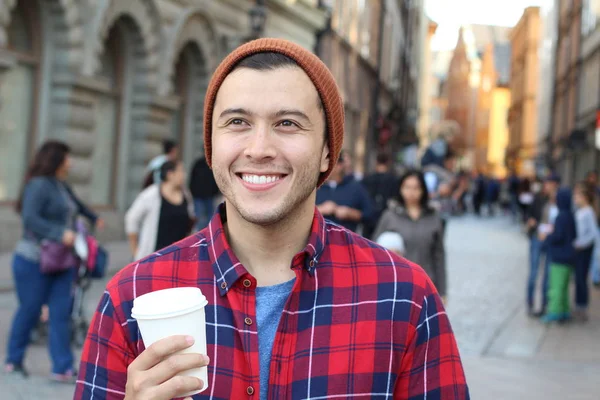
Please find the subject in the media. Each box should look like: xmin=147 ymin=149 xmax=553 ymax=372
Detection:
xmin=31 ymin=220 xmax=108 ymax=348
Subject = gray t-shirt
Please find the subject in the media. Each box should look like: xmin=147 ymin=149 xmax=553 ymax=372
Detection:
xmin=255 ymin=278 xmax=295 ymax=400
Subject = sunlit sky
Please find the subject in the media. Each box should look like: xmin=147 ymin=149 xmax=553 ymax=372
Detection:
xmin=426 ymin=0 xmax=553 ymax=51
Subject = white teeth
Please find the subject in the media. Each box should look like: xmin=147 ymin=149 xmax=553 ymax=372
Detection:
xmin=242 ymin=174 xmax=281 ymax=184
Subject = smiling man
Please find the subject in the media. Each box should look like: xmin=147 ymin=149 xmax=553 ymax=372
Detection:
xmin=75 ymin=39 xmax=469 ymax=400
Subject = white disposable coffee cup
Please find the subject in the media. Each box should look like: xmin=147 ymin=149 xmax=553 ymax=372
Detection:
xmin=131 ymin=287 xmax=209 ymax=396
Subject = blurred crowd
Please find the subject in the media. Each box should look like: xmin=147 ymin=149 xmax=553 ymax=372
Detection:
xmin=6 ymin=136 xmax=598 ymax=383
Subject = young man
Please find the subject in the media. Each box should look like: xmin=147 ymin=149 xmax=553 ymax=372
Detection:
xmin=75 ymin=39 xmax=468 ymax=400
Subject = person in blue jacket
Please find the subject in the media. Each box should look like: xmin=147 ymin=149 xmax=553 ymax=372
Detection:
xmin=539 ymin=188 xmax=577 ymax=323
xmin=4 ymin=141 xmax=102 ymax=382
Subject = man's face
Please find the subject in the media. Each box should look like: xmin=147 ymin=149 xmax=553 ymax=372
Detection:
xmin=587 ymin=172 xmax=598 ymax=186
xmin=211 ymin=66 xmax=329 ymax=226
xmin=543 ymin=181 xmax=558 ymax=198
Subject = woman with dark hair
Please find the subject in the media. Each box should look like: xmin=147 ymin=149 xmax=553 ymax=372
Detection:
xmin=5 ymin=140 xmax=102 ymax=382
xmin=372 ymin=169 xmax=447 ymax=301
xmin=125 ymin=160 xmax=195 ymax=261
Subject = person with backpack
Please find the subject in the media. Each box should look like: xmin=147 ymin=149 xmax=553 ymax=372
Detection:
xmin=539 ymin=188 xmax=577 ymax=323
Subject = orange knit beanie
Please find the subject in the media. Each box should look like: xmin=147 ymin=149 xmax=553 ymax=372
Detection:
xmin=203 ymin=38 xmax=345 ymax=187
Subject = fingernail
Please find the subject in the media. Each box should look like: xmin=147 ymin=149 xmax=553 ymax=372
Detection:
xmin=185 ymin=335 xmax=195 ymax=344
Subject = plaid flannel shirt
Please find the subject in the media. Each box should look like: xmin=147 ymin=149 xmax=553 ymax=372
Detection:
xmin=75 ymin=205 xmax=469 ymax=399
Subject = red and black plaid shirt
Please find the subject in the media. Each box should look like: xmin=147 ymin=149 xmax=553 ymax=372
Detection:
xmin=75 ymin=205 xmax=469 ymax=399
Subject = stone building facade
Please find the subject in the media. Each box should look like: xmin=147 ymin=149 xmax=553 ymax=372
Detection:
xmin=550 ymin=0 xmax=582 ymax=183
xmin=573 ymin=0 xmax=600 ymax=181
xmin=317 ymin=0 xmax=423 ymax=175
xmin=0 ymin=0 xmax=327 ymax=251
xmin=507 ymin=7 xmax=541 ymax=176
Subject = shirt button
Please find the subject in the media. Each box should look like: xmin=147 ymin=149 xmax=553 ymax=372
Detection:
xmin=247 ymin=386 xmax=255 ymax=395
xmin=243 ymin=279 xmax=252 ymax=288
xmin=220 ymin=282 xmax=227 ymax=289
xmin=244 ymin=317 xmax=253 ymax=326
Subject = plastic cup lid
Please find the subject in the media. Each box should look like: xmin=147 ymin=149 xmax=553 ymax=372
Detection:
xmin=131 ymin=287 xmax=208 ymax=320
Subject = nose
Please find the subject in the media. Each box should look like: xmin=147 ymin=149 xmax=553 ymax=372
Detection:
xmin=243 ymin=123 xmax=277 ymax=161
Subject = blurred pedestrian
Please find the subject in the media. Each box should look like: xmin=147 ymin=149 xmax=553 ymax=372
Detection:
xmin=316 ymin=151 xmax=374 ymax=233
xmin=472 ymin=171 xmax=487 ymax=216
xmin=189 ymin=156 xmax=220 ymax=230
xmin=485 ymin=177 xmax=500 ymax=217
xmin=572 ymin=182 xmax=598 ymax=321
xmin=525 ymin=174 xmax=560 ymax=317
xmin=4 ymin=141 xmax=101 ymax=382
xmin=143 ymin=139 xmax=179 ymax=188
xmin=540 ymin=188 xmax=576 ymax=323
xmin=518 ymin=178 xmax=534 ymax=222
xmin=126 ymin=160 xmax=194 ymax=261
xmin=507 ymin=170 xmax=521 ymax=219
xmin=373 ymin=170 xmax=447 ymax=302
xmin=585 ymin=171 xmax=600 ymax=287
xmin=361 ymin=153 xmax=398 ymax=239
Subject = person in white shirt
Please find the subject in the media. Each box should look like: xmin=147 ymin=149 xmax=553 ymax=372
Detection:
xmin=572 ymin=181 xmax=598 ymax=321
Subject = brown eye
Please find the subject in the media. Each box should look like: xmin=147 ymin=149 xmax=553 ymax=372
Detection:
xmin=278 ymin=120 xmax=299 ymax=128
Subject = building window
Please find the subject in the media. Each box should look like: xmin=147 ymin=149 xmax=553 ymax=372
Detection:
xmin=172 ymin=42 xmax=208 ymax=170
xmin=90 ymin=23 xmax=124 ymax=207
xmin=0 ymin=0 xmax=40 ymax=202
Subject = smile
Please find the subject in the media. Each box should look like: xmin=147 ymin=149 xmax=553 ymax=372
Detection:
xmin=241 ymin=174 xmax=283 ymax=184
xmin=237 ymin=173 xmax=287 ymax=191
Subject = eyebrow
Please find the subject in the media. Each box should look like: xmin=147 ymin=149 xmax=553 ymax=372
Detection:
xmin=218 ymin=108 xmax=254 ymax=119
xmin=272 ymin=109 xmax=311 ymax=122
xmin=218 ymin=108 xmax=312 ymax=123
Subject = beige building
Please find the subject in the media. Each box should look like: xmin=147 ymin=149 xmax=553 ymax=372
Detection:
xmin=0 ymin=0 xmax=327 ymax=251
xmin=507 ymin=7 xmax=541 ymax=176
xmin=444 ymin=24 xmax=511 ymax=168
xmin=417 ymin=19 xmax=438 ymax=150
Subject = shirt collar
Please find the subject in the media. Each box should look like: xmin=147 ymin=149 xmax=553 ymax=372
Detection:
xmin=206 ymin=203 xmax=327 ymax=296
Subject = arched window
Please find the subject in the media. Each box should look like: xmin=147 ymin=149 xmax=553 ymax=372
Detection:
xmin=0 ymin=0 xmax=41 ymax=201
xmin=171 ymin=42 xmax=207 ymax=169
xmin=90 ymin=22 xmax=125 ymax=206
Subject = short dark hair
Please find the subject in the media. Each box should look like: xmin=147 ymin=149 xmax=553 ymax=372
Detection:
xmin=160 ymin=160 xmax=179 ymax=182
xmin=376 ymin=153 xmax=390 ymax=165
xmin=163 ymin=139 xmax=177 ymax=155
xmin=234 ymin=52 xmax=324 ymax=113
xmin=397 ymin=169 xmax=431 ymax=211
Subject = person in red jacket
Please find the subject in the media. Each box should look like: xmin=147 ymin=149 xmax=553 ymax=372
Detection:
xmin=75 ymin=39 xmax=469 ymax=400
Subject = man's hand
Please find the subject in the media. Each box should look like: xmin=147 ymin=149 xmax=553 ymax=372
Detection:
xmin=318 ymin=201 xmax=337 ymax=216
xmin=526 ymin=218 xmax=537 ymax=228
xmin=125 ymin=335 xmax=209 ymax=400
xmin=334 ymin=206 xmax=351 ymax=220
xmin=334 ymin=206 xmax=362 ymax=222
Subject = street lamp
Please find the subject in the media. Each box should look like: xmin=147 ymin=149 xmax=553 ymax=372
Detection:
xmin=248 ymin=1 xmax=267 ymax=41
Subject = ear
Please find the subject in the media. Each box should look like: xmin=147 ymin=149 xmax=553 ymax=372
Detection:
xmin=320 ymin=143 xmax=330 ymax=173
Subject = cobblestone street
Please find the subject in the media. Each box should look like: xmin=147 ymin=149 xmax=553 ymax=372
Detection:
xmin=1 ymin=216 xmax=599 ymax=399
